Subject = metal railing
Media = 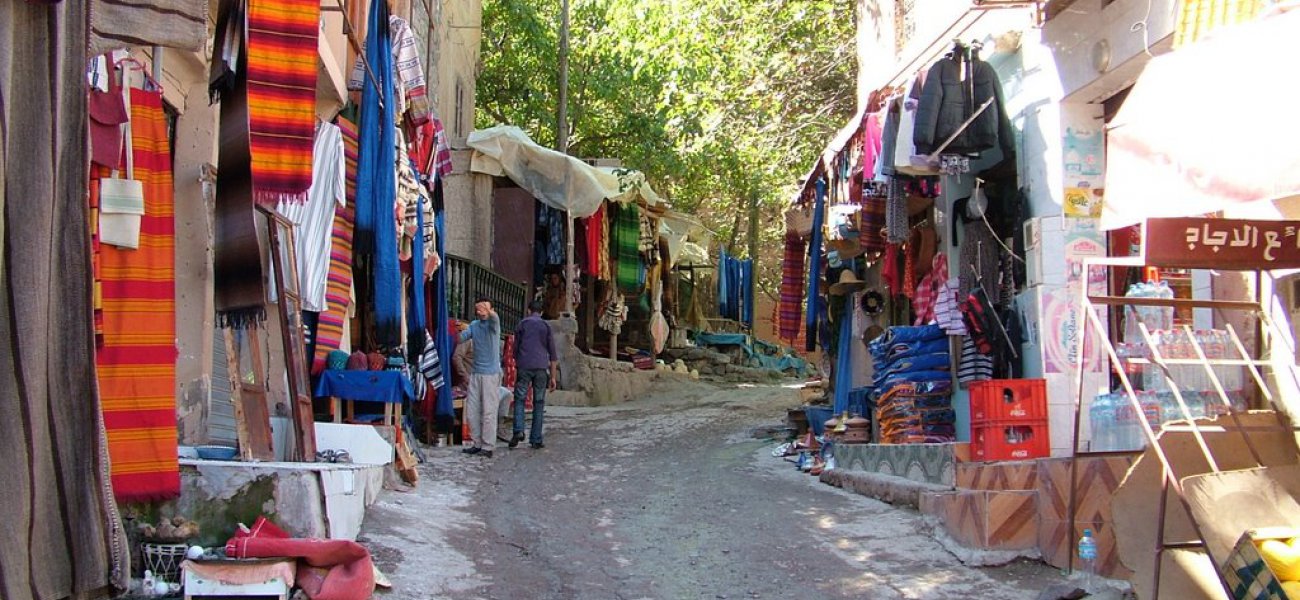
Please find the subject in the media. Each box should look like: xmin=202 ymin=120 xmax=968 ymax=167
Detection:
xmin=444 ymin=253 xmax=527 ymax=334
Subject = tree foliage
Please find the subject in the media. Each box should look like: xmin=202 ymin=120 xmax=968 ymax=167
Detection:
xmin=477 ymin=0 xmax=857 ymax=299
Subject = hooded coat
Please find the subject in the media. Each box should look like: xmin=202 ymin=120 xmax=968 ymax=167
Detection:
xmin=912 ymin=53 xmax=1015 ymax=158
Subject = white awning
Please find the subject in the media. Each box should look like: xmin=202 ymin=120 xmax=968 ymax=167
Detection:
xmin=1101 ymin=5 xmax=1300 ymax=230
xmin=467 ymin=126 xmax=662 ymax=218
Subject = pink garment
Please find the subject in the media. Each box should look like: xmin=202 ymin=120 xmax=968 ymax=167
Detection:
xmin=861 ymin=112 xmax=884 ymax=181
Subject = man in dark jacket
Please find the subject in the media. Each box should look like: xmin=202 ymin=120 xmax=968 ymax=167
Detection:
xmin=510 ymin=300 xmax=558 ymax=449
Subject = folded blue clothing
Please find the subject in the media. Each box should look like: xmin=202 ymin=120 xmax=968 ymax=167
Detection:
xmin=885 ymin=338 xmax=951 ymax=363
xmin=870 ymin=324 xmax=944 ymax=353
xmin=879 ymin=369 xmax=952 ymax=390
xmin=874 ymin=352 xmax=951 ymax=381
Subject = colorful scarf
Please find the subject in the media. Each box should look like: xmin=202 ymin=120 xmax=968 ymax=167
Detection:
xmin=612 ymin=202 xmax=642 ymax=295
xmin=779 ymin=233 xmax=805 ymax=342
xmin=312 ymin=117 xmax=359 ymax=372
xmin=95 ymin=88 xmax=180 ymax=502
xmin=245 ymin=0 xmax=320 ymax=204
xmin=355 ymin=0 xmax=402 ymax=347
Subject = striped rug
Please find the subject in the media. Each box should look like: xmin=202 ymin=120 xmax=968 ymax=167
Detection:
xmin=778 ymin=233 xmax=805 ymax=342
xmin=246 ymin=0 xmax=319 ymax=204
xmin=95 ymin=88 xmax=180 ymax=502
xmin=312 ymin=117 xmax=359 ymax=370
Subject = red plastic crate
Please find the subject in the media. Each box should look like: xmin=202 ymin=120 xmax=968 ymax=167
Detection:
xmin=971 ymin=419 xmax=1049 ymax=462
xmin=970 ymin=379 xmax=1047 ymax=424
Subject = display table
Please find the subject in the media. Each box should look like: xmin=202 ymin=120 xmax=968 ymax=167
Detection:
xmin=182 ymin=558 xmax=295 ymax=599
xmin=315 ymin=370 xmax=415 ymax=427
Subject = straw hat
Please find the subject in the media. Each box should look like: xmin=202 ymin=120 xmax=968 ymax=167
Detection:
xmin=829 ymin=269 xmax=867 ymax=295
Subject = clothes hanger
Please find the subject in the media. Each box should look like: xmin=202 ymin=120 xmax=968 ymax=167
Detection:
xmin=114 ymin=57 xmax=161 ymax=92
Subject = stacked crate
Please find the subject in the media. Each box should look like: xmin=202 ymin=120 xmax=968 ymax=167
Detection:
xmin=970 ymin=379 xmax=1049 ymax=461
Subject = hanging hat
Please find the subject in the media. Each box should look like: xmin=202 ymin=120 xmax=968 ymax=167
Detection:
xmin=828 ymin=236 xmax=866 ymax=259
xmin=860 ymin=289 xmax=885 ymax=315
xmin=830 ymin=269 xmax=867 ymax=295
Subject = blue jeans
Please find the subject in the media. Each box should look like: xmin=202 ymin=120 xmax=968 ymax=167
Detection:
xmin=513 ymin=368 xmax=549 ymax=443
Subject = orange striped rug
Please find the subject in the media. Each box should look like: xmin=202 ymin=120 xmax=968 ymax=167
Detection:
xmin=246 ymin=0 xmax=319 ymax=204
xmin=94 ymin=87 xmax=180 ymax=502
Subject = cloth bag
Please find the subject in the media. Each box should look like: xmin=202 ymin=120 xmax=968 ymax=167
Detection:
xmin=784 ymin=204 xmax=814 ymax=237
xmin=99 ymin=69 xmax=145 ymax=249
xmin=88 ymin=56 xmax=129 ymax=169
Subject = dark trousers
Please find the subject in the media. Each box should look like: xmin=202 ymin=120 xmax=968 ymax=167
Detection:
xmin=513 ymin=368 xmax=549 ymax=444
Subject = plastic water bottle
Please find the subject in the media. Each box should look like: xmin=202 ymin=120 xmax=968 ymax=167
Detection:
xmin=1078 ymin=528 xmax=1098 ymax=591
xmin=1089 ymin=394 xmax=1114 ymax=452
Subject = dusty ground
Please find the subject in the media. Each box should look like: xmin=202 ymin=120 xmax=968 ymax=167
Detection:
xmin=359 ymin=378 xmax=1075 ymax=599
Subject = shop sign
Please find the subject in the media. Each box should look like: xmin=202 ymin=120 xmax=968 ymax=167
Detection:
xmin=1146 ymin=218 xmax=1300 ymax=269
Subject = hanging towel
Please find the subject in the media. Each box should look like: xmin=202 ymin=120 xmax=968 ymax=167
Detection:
xmin=278 ymin=121 xmax=345 ymax=312
xmin=355 ymin=0 xmax=402 ymax=346
xmin=613 ymin=202 xmax=642 ymax=295
xmin=95 ymin=87 xmax=180 ymax=502
xmin=245 ymin=0 xmax=320 ymax=204
xmin=349 ymin=15 xmax=430 ymax=125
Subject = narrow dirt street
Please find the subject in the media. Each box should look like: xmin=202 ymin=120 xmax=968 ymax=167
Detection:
xmin=359 ymin=378 xmax=1069 ymax=599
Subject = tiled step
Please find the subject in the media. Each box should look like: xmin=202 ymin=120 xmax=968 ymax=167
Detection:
xmin=923 ymin=489 xmax=1039 ymax=551
xmin=954 ymin=459 xmax=1040 ymax=491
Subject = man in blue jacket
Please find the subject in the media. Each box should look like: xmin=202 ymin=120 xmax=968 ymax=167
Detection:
xmin=510 ymin=300 xmax=558 ymax=449
xmin=460 ymin=297 xmax=501 ymax=457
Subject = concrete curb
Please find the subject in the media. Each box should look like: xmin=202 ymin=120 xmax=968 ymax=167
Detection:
xmin=818 ymin=468 xmax=953 ymax=509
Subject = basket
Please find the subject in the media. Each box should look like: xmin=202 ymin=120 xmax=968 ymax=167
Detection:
xmin=142 ymin=543 xmax=187 ymax=583
xmin=1221 ymin=527 xmax=1300 ymax=600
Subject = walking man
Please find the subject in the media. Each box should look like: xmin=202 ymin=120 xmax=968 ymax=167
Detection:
xmin=511 ymin=300 xmax=558 ymax=449
xmin=460 ymin=297 xmax=501 ymax=458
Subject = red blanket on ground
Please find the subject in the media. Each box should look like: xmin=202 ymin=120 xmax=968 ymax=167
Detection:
xmin=226 ymin=518 xmax=374 ymax=600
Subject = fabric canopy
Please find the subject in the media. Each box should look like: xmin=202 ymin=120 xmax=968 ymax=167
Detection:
xmin=1101 ymin=5 xmax=1300 ymax=230
xmin=467 ymin=126 xmax=662 ymax=218
xmin=659 ymin=209 xmax=713 ymax=266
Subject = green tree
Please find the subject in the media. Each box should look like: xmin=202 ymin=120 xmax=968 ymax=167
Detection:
xmin=477 ymin=0 xmax=857 ymax=302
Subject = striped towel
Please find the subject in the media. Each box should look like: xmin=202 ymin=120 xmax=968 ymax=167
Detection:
xmin=612 ymin=202 xmax=642 ymax=295
xmin=95 ymin=88 xmax=180 ymax=502
xmin=312 ymin=117 xmax=360 ymax=372
xmin=778 ymin=233 xmax=805 ymax=342
xmin=246 ymin=0 xmax=320 ymax=204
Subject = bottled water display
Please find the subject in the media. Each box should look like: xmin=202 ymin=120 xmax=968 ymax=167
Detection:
xmin=1091 ymin=328 xmax=1247 ymax=452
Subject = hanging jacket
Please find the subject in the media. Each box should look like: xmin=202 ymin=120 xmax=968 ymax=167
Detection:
xmin=912 ymin=54 xmax=1014 ymax=157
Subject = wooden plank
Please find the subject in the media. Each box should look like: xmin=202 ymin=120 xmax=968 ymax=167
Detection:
xmin=224 ymin=329 xmax=275 ymax=461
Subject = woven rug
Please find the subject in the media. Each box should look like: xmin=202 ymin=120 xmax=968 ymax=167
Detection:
xmin=312 ymin=118 xmax=359 ymax=371
xmin=246 ymin=0 xmax=319 ymax=204
xmin=95 ymin=88 xmax=180 ymax=502
xmin=778 ymin=233 xmax=805 ymax=342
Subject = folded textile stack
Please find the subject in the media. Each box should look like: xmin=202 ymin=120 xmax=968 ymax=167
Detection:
xmin=868 ymin=325 xmax=955 ymax=444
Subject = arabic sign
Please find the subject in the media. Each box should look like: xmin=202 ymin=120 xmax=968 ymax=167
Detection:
xmin=1146 ymin=218 xmax=1300 ymax=269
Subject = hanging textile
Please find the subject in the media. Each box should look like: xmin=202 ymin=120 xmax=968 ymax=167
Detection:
xmin=277 ymin=121 xmax=345 ymax=312
xmin=832 ymin=307 xmax=854 ymax=415
xmin=245 ymin=0 xmax=320 ymax=204
xmin=805 ymin=178 xmax=827 ymax=351
xmin=406 ymin=192 xmax=429 ymax=360
xmin=718 ymin=248 xmax=731 ymax=319
xmin=349 ymin=15 xmax=430 ymax=125
xmin=778 ymin=233 xmax=805 ymax=342
xmin=355 ymin=0 xmax=402 ymax=347
xmin=860 ymin=181 xmax=887 ymax=254
xmin=95 ymin=87 xmax=181 ymax=502
xmin=2 ymin=0 xmax=129 ymax=591
xmin=312 ymin=118 xmax=359 ymax=371
xmin=89 ymin=0 xmax=207 ymax=56
xmin=581 ymin=203 xmax=607 ymax=277
xmin=717 ymin=251 xmax=753 ymax=326
xmin=612 ymin=202 xmax=642 ymax=295
xmin=431 ymin=185 xmax=456 ymax=430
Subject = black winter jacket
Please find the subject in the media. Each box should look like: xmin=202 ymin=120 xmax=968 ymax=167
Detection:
xmin=912 ymin=56 xmax=1014 ymax=157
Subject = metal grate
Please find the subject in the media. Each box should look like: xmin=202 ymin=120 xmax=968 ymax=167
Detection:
xmin=444 ymin=253 xmax=526 ymax=334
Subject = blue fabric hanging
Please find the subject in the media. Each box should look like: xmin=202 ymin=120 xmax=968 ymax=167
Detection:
xmin=833 ymin=307 xmax=854 ymax=415
xmin=741 ymin=258 xmax=754 ymax=328
xmin=805 ymin=177 xmax=827 ymax=351
xmin=717 ymin=248 xmax=730 ymax=318
xmin=432 ymin=204 xmax=454 ymax=422
xmin=355 ymin=0 xmax=401 ymax=347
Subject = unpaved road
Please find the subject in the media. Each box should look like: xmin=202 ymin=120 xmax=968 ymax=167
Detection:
xmin=360 ymin=378 xmax=1070 ymax=599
